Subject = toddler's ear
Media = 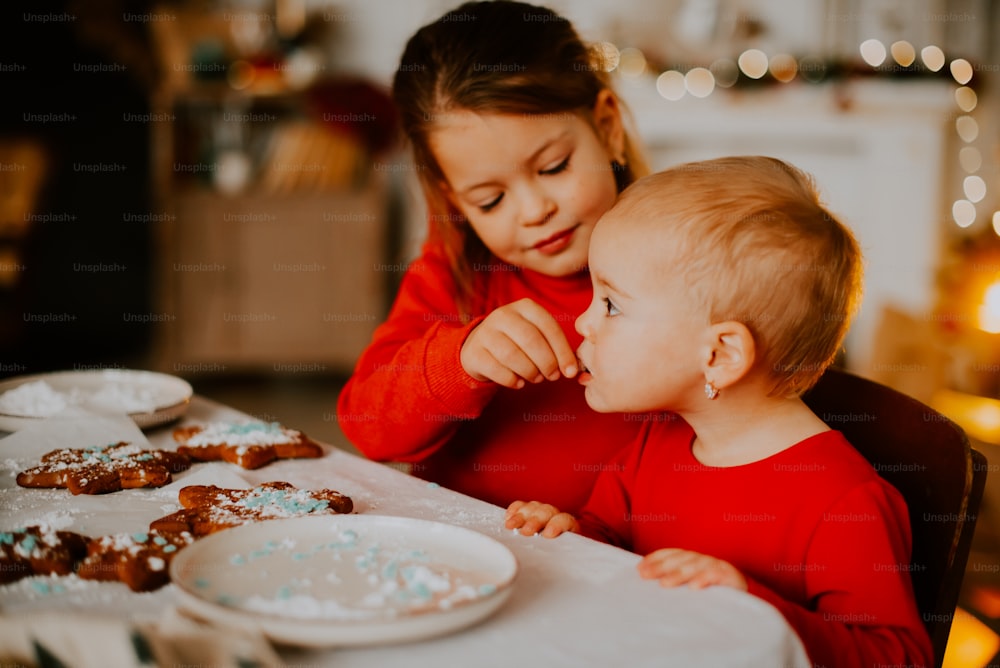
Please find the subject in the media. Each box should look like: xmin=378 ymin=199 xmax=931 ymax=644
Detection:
xmin=702 ymin=321 xmax=755 ymax=390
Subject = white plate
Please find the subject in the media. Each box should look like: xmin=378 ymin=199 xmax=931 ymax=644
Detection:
xmin=170 ymin=515 xmax=518 ymax=648
xmin=0 ymin=369 xmax=193 ymax=431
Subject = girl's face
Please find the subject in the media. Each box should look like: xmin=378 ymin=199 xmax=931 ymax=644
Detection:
xmin=574 ymin=217 xmax=708 ymax=413
xmin=428 ymin=94 xmax=624 ymax=277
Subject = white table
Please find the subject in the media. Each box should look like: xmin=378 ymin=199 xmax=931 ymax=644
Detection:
xmin=0 ymin=397 xmax=810 ymax=667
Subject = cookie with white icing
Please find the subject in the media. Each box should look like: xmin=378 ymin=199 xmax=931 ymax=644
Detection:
xmin=150 ymin=482 xmax=353 ymax=537
xmin=16 ymin=442 xmax=192 ymax=495
xmin=173 ymin=422 xmax=324 ymax=469
xmin=77 ymin=529 xmax=194 ymax=592
xmin=0 ymin=525 xmax=88 ymax=584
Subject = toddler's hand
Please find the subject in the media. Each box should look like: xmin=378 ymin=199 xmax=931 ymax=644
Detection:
xmin=460 ymin=299 xmax=578 ymax=389
xmin=505 ymin=500 xmax=580 ymax=538
xmin=638 ymin=548 xmax=747 ymax=590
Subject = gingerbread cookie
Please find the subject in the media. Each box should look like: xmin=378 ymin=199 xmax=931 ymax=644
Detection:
xmin=77 ymin=529 xmax=194 ymax=592
xmin=173 ymin=422 xmax=324 ymax=470
xmin=0 ymin=525 xmax=88 ymax=584
xmin=150 ymin=482 xmax=353 ymax=537
xmin=16 ymin=442 xmax=191 ymax=495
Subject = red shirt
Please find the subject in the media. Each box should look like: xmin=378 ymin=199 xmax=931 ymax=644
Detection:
xmin=577 ymin=415 xmax=934 ymax=668
xmin=336 ymin=244 xmax=642 ymax=512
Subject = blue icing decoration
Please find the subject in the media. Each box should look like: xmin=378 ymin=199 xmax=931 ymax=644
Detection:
xmin=30 ymin=580 xmax=52 ymax=595
xmin=382 ymin=560 xmax=399 ymax=580
xmin=163 ymin=545 xmax=177 ymax=553
xmin=223 ymin=422 xmax=282 ymax=436
xmin=152 ymin=536 xmax=168 ymax=546
xmin=0 ymin=533 xmax=14 ymax=545
xmin=249 ymin=549 xmax=271 ymax=560
xmin=216 ymin=594 xmax=240 ymax=607
xmin=131 ymin=533 xmax=149 ymax=544
xmin=20 ymin=535 xmax=37 ymax=552
xmin=230 ymin=554 xmax=246 ymax=565
xmin=276 ymin=586 xmax=293 ymax=600
xmin=292 ymin=552 xmax=310 ymax=561
xmin=136 ymin=454 xmax=153 ymax=461
xmin=426 ymin=482 xmax=440 ymax=489
xmin=410 ymin=582 xmax=431 ymax=601
xmin=194 ymin=578 xmax=210 ymax=589
xmin=478 ymin=584 xmax=497 ymax=596
xmin=52 ymin=584 xmax=66 ymax=594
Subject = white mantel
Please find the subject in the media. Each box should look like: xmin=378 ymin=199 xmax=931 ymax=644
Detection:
xmin=617 ymin=77 xmax=957 ymax=376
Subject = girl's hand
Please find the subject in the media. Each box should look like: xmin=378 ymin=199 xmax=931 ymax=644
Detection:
xmin=638 ymin=549 xmax=748 ymax=590
xmin=505 ymin=500 xmax=580 ymax=538
xmin=461 ymin=299 xmax=578 ymax=389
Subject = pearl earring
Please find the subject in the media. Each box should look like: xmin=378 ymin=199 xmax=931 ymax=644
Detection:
xmin=704 ymin=382 xmax=719 ymax=400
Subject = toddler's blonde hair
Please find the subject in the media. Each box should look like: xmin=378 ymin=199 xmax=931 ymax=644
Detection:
xmin=616 ymin=156 xmax=863 ymax=397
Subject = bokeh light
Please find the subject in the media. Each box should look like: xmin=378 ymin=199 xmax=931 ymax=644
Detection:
xmin=769 ymin=54 xmax=798 ymax=83
xmin=618 ymin=47 xmax=646 ymax=78
xmin=964 ymin=176 xmax=987 ymax=203
xmin=684 ymin=67 xmax=715 ymax=98
xmin=798 ymin=55 xmax=826 ymax=83
xmin=953 ymin=199 xmax=976 ymax=227
xmin=956 ymin=116 xmax=979 ymax=143
xmin=950 ymin=58 xmax=973 ymax=85
xmin=656 ymin=70 xmax=686 ymax=100
xmin=591 ymin=41 xmax=620 ymax=73
xmin=920 ymin=45 xmax=945 ymax=71
xmin=737 ymin=49 xmax=768 ymax=79
xmin=709 ymin=59 xmax=739 ymax=88
xmin=955 ymin=86 xmax=978 ymax=112
xmin=960 ymin=147 xmax=983 ymax=173
xmin=890 ymin=41 xmax=915 ymax=67
xmin=859 ymin=39 xmax=886 ymax=67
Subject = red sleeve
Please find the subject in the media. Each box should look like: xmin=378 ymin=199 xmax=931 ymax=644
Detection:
xmin=574 ymin=422 xmax=650 ymax=548
xmin=745 ymin=481 xmax=934 ymax=668
xmin=336 ymin=247 xmax=500 ymax=462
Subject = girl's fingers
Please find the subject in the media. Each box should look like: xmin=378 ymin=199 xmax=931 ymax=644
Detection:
xmin=471 ymin=327 xmax=549 ymax=384
xmin=514 ymin=301 xmax=578 ymax=378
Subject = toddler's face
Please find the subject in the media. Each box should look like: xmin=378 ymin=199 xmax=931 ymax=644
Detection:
xmin=429 ymin=109 xmax=620 ymax=277
xmin=574 ymin=215 xmax=708 ymax=413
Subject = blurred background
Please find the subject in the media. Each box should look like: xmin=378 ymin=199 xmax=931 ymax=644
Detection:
xmin=1 ymin=1 xmax=999 ymax=663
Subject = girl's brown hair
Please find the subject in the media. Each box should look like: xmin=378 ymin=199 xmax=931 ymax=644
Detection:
xmin=392 ymin=0 xmax=648 ymax=317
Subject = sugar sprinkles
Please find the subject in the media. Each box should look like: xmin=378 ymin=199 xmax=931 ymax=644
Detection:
xmin=197 ymin=528 xmax=496 ymax=620
xmin=184 ymin=422 xmax=298 ymax=447
xmin=0 ymin=379 xmax=163 ymax=417
xmin=0 ymin=380 xmax=78 ymax=417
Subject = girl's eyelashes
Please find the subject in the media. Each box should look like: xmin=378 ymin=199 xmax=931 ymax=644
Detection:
xmin=540 ymin=155 xmax=570 ymax=175
xmin=472 ymin=153 xmax=570 ymax=213
xmin=603 ymin=297 xmax=620 ymax=317
xmin=478 ymin=193 xmax=503 ymax=213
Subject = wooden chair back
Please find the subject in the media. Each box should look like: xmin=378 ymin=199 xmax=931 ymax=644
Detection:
xmin=803 ymin=367 xmax=988 ymax=666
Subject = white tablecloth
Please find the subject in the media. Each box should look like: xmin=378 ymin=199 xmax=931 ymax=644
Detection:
xmin=0 ymin=397 xmax=811 ymax=667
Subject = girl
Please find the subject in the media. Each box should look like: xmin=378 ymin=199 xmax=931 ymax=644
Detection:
xmin=336 ymin=0 xmax=650 ymax=512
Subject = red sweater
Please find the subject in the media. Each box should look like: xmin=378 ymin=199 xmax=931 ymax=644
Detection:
xmin=336 ymin=245 xmax=642 ymax=512
xmin=577 ymin=415 xmax=934 ymax=668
